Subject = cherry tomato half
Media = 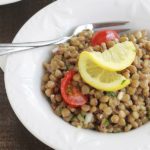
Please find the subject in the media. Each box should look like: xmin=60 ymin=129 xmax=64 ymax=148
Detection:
xmin=61 ymin=70 xmax=87 ymax=107
xmin=91 ymin=30 xmax=119 ymax=46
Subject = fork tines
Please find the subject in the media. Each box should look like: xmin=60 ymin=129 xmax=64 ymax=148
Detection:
xmin=93 ymin=21 xmax=129 ymax=28
xmin=93 ymin=21 xmax=129 ymax=33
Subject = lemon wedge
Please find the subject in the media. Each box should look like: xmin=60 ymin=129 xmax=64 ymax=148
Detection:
xmin=87 ymin=41 xmax=136 ymax=71
xmin=78 ymin=51 xmax=130 ymax=91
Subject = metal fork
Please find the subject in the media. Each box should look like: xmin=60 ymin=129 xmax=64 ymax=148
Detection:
xmin=0 ymin=21 xmax=129 ymax=55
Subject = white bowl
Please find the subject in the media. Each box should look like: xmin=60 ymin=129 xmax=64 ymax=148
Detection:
xmin=4 ymin=0 xmax=150 ymax=150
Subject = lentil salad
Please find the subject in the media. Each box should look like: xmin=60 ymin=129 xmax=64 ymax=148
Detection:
xmin=42 ymin=29 xmax=150 ymax=133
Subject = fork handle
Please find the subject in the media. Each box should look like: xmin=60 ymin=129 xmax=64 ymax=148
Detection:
xmin=0 ymin=36 xmax=70 ymax=48
xmin=0 ymin=36 xmax=70 ymax=56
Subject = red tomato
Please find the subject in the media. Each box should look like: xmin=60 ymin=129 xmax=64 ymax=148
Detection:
xmin=91 ymin=30 xmax=119 ymax=46
xmin=61 ymin=70 xmax=87 ymax=107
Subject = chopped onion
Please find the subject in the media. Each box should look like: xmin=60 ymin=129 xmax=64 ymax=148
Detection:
xmin=117 ymin=91 xmax=124 ymax=100
xmin=84 ymin=113 xmax=93 ymax=124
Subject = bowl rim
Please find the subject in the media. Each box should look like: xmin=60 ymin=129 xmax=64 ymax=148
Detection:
xmin=4 ymin=0 xmax=150 ymax=150
xmin=4 ymin=1 xmax=61 ymax=149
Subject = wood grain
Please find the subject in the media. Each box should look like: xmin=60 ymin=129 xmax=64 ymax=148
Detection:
xmin=0 ymin=0 xmax=55 ymax=149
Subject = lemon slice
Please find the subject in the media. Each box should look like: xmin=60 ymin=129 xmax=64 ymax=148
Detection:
xmin=78 ymin=51 xmax=130 ymax=91
xmin=89 ymin=41 xmax=136 ymax=71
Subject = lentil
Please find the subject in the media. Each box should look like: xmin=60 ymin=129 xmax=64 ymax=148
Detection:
xmin=100 ymin=95 xmax=110 ymax=102
xmin=103 ymin=107 xmax=112 ymax=115
xmin=81 ymin=85 xmax=90 ymax=95
xmin=111 ymin=115 xmax=119 ymax=123
xmin=119 ymin=118 xmax=126 ymax=126
xmin=132 ymin=111 xmax=139 ymax=119
xmin=119 ymin=110 xmax=126 ymax=118
xmin=61 ymin=108 xmax=71 ymax=118
xmin=81 ymin=105 xmax=90 ymax=112
xmin=90 ymin=98 xmax=98 ymax=106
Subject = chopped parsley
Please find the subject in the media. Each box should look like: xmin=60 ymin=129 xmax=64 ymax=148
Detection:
xmin=106 ymin=91 xmax=117 ymax=97
xmin=101 ymin=119 xmax=110 ymax=127
xmin=121 ymin=80 xmax=126 ymax=85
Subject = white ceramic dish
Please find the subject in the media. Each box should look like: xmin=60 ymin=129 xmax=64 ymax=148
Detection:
xmin=0 ymin=0 xmax=21 ymax=5
xmin=4 ymin=0 xmax=150 ymax=150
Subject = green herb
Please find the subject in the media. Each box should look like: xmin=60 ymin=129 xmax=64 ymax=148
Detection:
xmin=106 ymin=91 xmax=117 ymax=97
xmin=101 ymin=119 xmax=110 ymax=127
xmin=77 ymin=114 xmax=85 ymax=122
xmin=121 ymin=80 xmax=126 ymax=85
xmin=71 ymin=116 xmax=78 ymax=122
xmin=65 ymin=64 xmax=70 ymax=69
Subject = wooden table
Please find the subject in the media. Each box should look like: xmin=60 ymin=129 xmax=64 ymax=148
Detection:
xmin=0 ymin=1 xmax=55 ymax=149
